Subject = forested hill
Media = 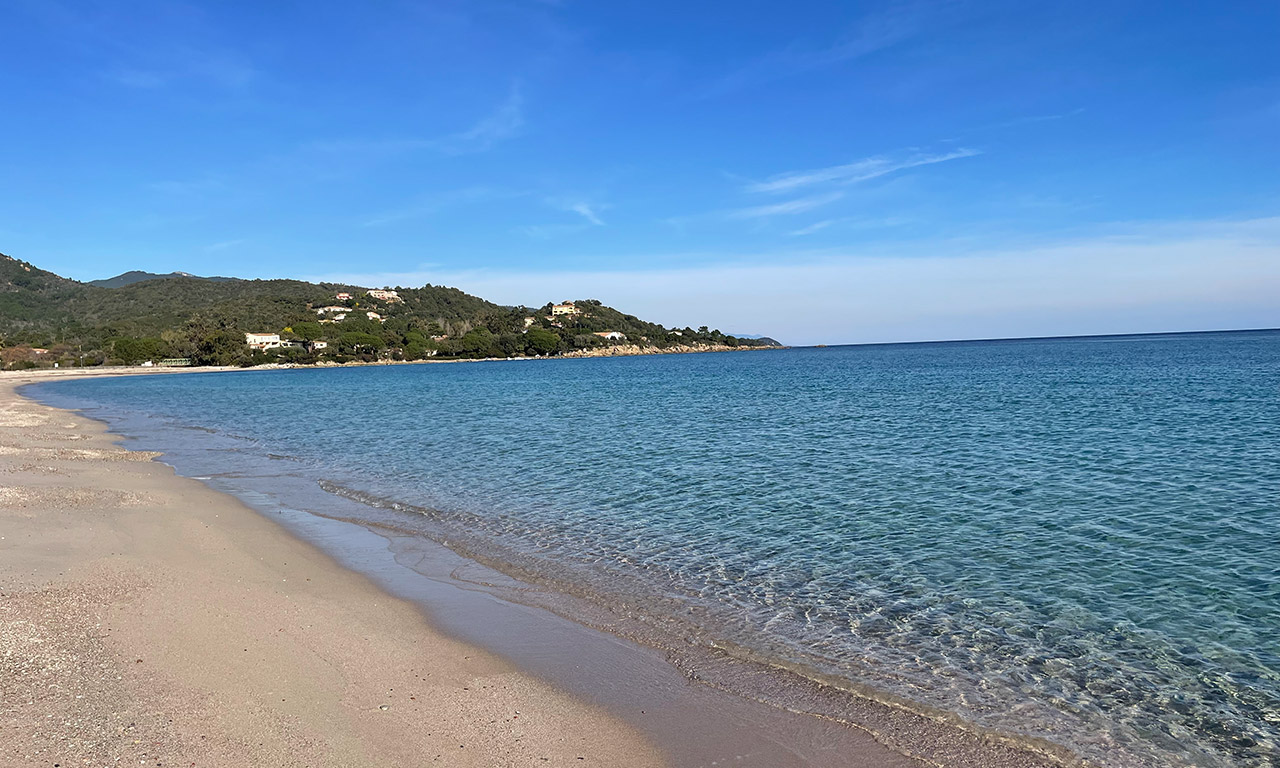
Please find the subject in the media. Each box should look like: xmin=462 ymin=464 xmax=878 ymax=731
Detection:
xmin=0 ymin=253 xmax=779 ymax=368
xmin=87 ymin=270 xmax=237 ymax=288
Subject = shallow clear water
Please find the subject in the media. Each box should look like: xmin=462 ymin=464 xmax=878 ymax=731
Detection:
xmin=32 ymin=331 xmax=1280 ymax=767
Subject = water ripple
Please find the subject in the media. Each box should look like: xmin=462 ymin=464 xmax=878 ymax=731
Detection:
xmin=33 ymin=331 xmax=1280 ymax=767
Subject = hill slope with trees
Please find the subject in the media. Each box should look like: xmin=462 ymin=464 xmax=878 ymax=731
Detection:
xmin=0 ymin=253 xmax=780 ymax=368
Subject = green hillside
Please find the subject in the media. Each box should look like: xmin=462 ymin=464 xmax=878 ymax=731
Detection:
xmin=0 ymin=253 xmax=778 ymax=368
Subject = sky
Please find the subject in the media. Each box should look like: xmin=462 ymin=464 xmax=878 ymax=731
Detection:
xmin=1 ymin=0 xmax=1278 ymax=345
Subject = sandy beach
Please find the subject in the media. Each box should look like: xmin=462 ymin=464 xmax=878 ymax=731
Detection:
xmin=0 ymin=370 xmax=665 ymax=767
xmin=1 ymin=367 xmax=1078 ymax=768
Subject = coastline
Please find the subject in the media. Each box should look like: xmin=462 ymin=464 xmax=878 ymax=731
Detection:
xmin=290 ymin=339 xmax=784 ymax=366
xmin=0 ymin=338 xmax=783 ymax=378
xmin=0 ymin=371 xmax=664 ymax=767
xmin=6 ymin=366 xmax=1078 ymax=768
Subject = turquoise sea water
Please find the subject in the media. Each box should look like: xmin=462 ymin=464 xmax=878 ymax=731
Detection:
xmin=31 ymin=331 xmax=1280 ymax=767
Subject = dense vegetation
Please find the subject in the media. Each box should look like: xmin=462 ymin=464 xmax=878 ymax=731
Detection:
xmin=0 ymin=253 xmax=779 ymax=369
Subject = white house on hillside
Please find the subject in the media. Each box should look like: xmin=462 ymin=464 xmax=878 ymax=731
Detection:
xmin=245 ymin=332 xmax=282 ymax=350
xmin=368 ymin=289 xmax=401 ymax=302
xmin=594 ymin=331 xmax=625 ymax=341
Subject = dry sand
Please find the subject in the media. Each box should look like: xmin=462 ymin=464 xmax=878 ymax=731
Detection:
xmin=0 ymin=370 xmax=667 ymax=768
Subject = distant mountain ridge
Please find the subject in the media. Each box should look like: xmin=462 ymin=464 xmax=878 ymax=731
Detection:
xmin=88 ymin=270 xmax=237 ymax=288
xmin=0 ymin=252 xmax=780 ymax=367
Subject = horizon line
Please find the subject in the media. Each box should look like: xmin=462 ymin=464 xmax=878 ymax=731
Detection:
xmin=791 ymin=326 xmax=1279 ymax=350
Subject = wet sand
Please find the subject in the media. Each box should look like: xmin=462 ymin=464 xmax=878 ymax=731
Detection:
xmin=0 ymin=370 xmax=664 ymax=767
xmin=3 ymin=367 xmax=1073 ymax=768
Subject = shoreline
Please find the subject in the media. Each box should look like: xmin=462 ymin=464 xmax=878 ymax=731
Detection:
xmin=8 ymin=366 xmax=1078 ymax=767
xmin=0 ymin=371 xmax=665 ymax=766
xmin=3 ymin=339 xmax=783 ymax=377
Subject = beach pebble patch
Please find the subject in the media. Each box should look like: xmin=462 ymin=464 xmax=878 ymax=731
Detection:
xmin=0 ymin=486 xmax=152 ymax=515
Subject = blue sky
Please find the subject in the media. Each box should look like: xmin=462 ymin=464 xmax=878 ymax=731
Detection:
xmin=2 ymin=0 xmax=1278 ymax=344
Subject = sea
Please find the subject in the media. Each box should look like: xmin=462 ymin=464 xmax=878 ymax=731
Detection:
xmin=28 ymin=330 xmax=1280 ymax=767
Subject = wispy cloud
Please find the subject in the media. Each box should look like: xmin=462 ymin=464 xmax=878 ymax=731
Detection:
xmin=515 ymin=198 xmax=611 ymax=236
xmin=748 ymin=149 xmax=980 ymax=194
xmin=97 ymin=43 xmax=255 ymax=91
xmin=304 ymin=137 xmax=429 ymax=156
xmin=308 ymin=85 xmax=525 ymax=160
xmin=545 ymin=198 xmax=608 ymax=226
xmin=363 ymin=206 xmax=430 ymax=228
xmin=362 ymin=186 xmax=523 ymax=227
xmin=148 ymin=176 xmax=228 ymax=195
xmin=204 ymin=238 xmax=245 ymax=252
xmin=439 ymin=85 xmax=525 ymax=153
xmin=726 ymin=192 xmax=844 ymax=219
xmin=104 ymin=60 xmax=252 ymax=91
xmin=674 ymin=146 xmax=971 ymax=230
xmin=515 ymin=223 xmax=595 ymax=239
xmin=18 ymin=1 xmax=257 ymax=93
xmin=107 ymin=68 xmax=170 ymax=89
xmin=568 ymin=202 xmax=605 ymax=226
xmin=702 ymin=1 xmax=940 ymax=97
xmin=788 ymin=216 xmax=912 ymax=236
xmin=982 ymin=108 xmax=1086 ymax=132
xmin=788 ymin=219 xmax=837 ymax=236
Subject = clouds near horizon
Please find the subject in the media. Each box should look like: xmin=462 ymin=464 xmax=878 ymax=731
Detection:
xmin=306 ymin=217 xmax=1280 ymax=346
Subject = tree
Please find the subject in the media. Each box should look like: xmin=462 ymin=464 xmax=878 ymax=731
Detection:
xmin=446 ymin=328 xmax=499 ymax=358
xmin=291 ymin=321 xmax=325 ymax=342
xmin=338 ymin=316 xmax=383 ymax=335
xmin=191 ymin=330 xmax=247 ymax=366
xmin=571 ymin=333 xmax=605 ymax=349
xmin=111 ymin=337 xmax=166 ymax=365
xmin=525 ymin=327 xmax=560 ymax=355
xmin=338 ymin=331 xmax=386 ymax=354
xmin=160 ymin=329 xmax=195 ymax=357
